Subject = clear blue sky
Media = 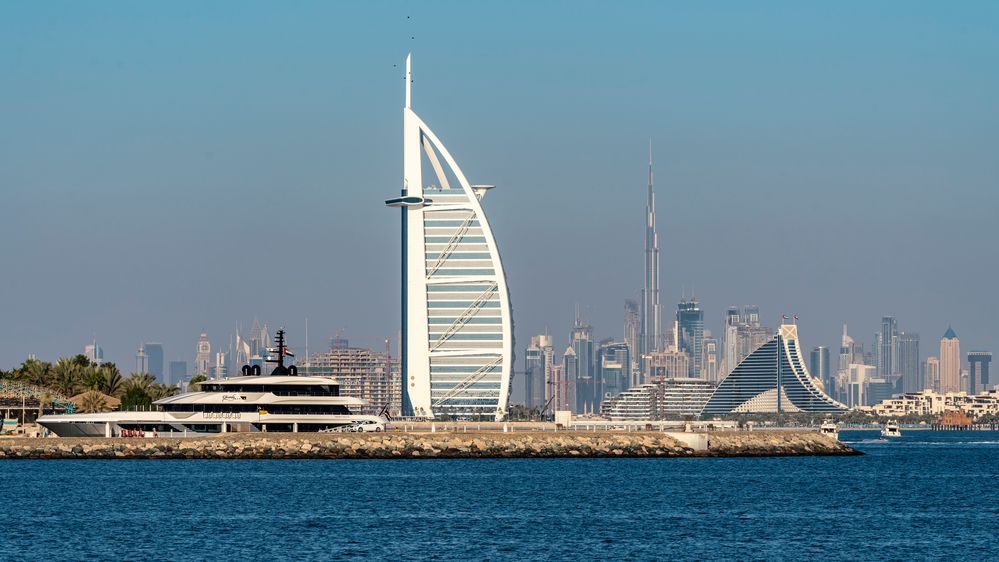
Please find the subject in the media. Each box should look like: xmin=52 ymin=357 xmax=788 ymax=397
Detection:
xmin=1 ymin=2 xmax=997 ymax=380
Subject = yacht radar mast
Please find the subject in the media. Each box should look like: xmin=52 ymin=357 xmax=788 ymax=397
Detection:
xmin=262 ymin=328 xmax=297 ymax=376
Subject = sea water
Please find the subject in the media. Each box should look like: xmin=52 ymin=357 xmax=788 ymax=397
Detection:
xmin=2 ymin=430 xmax=998 ymax=560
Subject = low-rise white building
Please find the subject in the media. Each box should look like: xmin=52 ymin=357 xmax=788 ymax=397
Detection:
xmin=602 ymin=378 xmax=717 ymax=420
xmin=871 ymin=389 xmax=999 ymax=419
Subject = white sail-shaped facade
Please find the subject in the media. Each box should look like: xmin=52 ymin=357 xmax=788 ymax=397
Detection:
xmin=386 ymin=55 xmax=513 ymax=421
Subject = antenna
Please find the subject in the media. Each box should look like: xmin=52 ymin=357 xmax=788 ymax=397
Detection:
xmin=648 ymin=137 xmax=653 ymax=188
xmin=405 ymin=53 xmax=412 ymax=108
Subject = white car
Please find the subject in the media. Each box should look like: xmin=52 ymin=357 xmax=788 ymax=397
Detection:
xmin=356 ymin=419 xmax=385 ymax=432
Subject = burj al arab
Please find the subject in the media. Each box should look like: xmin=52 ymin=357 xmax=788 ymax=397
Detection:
xmin=386 ymin=55 xmax=514 ymax=421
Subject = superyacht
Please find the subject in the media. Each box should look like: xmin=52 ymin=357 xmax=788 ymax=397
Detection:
xmin=38 ymin=329 xmax=386 ymax=437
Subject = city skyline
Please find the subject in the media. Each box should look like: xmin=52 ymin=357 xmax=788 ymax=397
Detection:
xmin=2 ymin=3 xmax=997 ymax=378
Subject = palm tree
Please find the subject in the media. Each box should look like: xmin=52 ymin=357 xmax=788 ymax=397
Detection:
xmin=148 ymin=383 xmax=179 ymax=401
xmin=123 ymin=373 xmax=156 ymax=393
xmin=97 ymin=364 xmax=124 ymax=397
xmin=38 ymin=391 xmax=53 ymax=418
xmin=16 ymin=358 xmax=52 ymax=388
xmin=51 ymin=358 xmax=83 ymax=397
xmin=79 ymin=390 xmax=109 ymax=414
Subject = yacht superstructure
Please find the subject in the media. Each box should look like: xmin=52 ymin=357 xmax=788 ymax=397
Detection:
xmin=38 ymin=330 xmax=386 ymax=437
xmin=881 ymin=420 xmax=901 ymax=438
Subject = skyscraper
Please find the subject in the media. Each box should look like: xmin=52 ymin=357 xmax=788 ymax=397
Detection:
xmin=135 ymin=344 xmax=148 ymax=374
xmin=571 ymin=318 xmax=595 ymax=412
xmin=838 ymin=325 xmax=854 ymax=375
xmin=723 ymin=307 xmax=740 ymax=376
xmin=84 ymin=341 xmax=104 ymax=364
xmin=702 ymin=336 xmax=719 ymax=382
xmin=898 ymin=332 xmax=920 ymax=392
xmin=940 ymin=327 xmax=961 ymax=393
xmin=677 ymin=298 xmax=704 ymax=378
xmin=722 ymin=306 xmax=770 ymax=376
xmin=879 ymin=316 xmax=900 ymax=390
xmin=639 ymin=142 xmax=661 ymax=379
xmin=524 ymin=337 xmax=544 ymax=408
xmin=213 ymin=351 xmax=228 ymax=378
xmin=968 ymin=351 xmax=992 ymax=395
xmin=550 ymin=363 xmax=569 ymax=415
xmin=623 ymin=299 xmax=640 ymax=385
xmin=195 ymin=332 xmax=211 ymax=377
xmin=168 ymin=361 xmax=187 ymax=386
xmin=597 ymin=341 xmax=630 ymax=400
xmin=810 ymin=346 xmax=830 ymax=388
xmin=145 ymin=343 xmax=164 ymax=380
xmin=923 ymin=356 xmax=941 ymax=393
xmin=523 ymin=334 xmax=553 ymax=409
xmin=385 ymin=55 xmax=513 ymax=421
xmin=563 ymin=346 xmax=580 ymax=413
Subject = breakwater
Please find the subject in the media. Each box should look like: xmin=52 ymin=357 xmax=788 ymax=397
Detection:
xmin=0 ymin=430 xmax=858 ymax=459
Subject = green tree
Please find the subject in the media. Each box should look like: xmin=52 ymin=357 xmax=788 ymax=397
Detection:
xmin=78 ymin=390 xmax=110 ymax=413
xmin=148 ymin=383 xmax=179 ymax=401
xmin=16 ymin=357 xmax=52 ymax=387
xmin=188 ymin=374 xmax=207 ymax=391
xmin=123 ymin=373 xmax=156 ymax=393
xmin=51 ymin=357 xmax=84 ymax=397
xmin=119 ymin=386 xmax=153 ymax=411
xmin=507 ymin=404 xmax=543 ymax=421
xmin=95 ymin=364 xmax=124 ymax=397
xmin=71 ymin=354 xmax=92 ymax=369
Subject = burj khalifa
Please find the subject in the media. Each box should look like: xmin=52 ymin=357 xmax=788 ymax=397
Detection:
xmin=638 ymin=142 xmax=661 ymax=381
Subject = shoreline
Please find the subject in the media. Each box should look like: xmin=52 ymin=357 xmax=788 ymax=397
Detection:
xmin=0 ymin=430 xmax=860 ymax=460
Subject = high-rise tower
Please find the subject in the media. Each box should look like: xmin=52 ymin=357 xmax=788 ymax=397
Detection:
xmin=135 ymin=344 xmax=148 ymax=374
xmin=623 ymin=299 xmax=639 ymax=385
xmin=968 ymin=351 xmax=992 ymax=395
xmin=677 ymin=298 xmax=704 ymax=378
xmin=879 ymin=316 xmax=898 ymax=382
xmin=144 ymin=343 xmax=164 ymax=380
xmin=940 ymin=326 xmax=960 ymax=393
xmin=195 ymin=332 xmax=211 ymax=377
xmin=385 ymin=55 xmax=513 ymax=421
xmin=898 ymin=332 xmax=920 ymax=392
xmin=571 ymin=317 xmax=595 ymax=412
xmin=639 ymin=142 xmax=661 ymax=378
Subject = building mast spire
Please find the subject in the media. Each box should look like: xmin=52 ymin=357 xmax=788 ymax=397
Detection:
xmin=405 ymin=53 xmax=412 ymax=109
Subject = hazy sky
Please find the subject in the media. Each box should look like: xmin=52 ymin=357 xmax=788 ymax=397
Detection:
xmin=2 ymin=2 xmax=997 ymax=390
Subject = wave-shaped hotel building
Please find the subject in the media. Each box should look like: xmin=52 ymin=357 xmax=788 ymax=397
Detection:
xmin=701 ymin=324 xmax=847 ymax=414
xmin=386 ymin=56 xmax=513 ymax=421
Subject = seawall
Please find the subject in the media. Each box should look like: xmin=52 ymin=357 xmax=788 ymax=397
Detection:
xmin=0 ymin=430 xmax=859 ymax=459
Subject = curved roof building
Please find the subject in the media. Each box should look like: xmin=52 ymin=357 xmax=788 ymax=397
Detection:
xmin=702 ymin=324 xmax=847 ymax=414
xmin=386 ymin=56 xmax=513 ymax=421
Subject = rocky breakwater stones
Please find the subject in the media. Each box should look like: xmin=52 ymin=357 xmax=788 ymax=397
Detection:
xmin=0 ymin=430 xmax=859 ymax=459
xmin=704 ymin=431 xmax=861 ymax=457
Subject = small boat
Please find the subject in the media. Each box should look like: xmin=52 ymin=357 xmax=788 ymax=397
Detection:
xmin=881 ymin=420 xmax=901 ymax=438
xmin=819 ymin=419 xmax=839 ymax=440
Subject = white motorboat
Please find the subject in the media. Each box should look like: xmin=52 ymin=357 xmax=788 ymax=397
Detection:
xmin=881 ymin=420 xmax=901 ymax=438
xmin=819 ymin=419 xmax=839 ymax=440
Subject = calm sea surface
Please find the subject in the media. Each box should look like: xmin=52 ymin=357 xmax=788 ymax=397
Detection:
xmin=2 ymin=430 xmax=999 ymax=560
